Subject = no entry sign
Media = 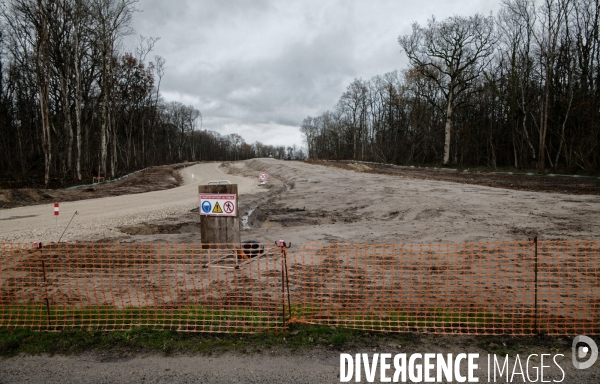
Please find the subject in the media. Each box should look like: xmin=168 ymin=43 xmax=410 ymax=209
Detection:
xmin=199 ymin=194 xmax=237 ymax=217
xmin=54 ymin=202 xmax=59 ymax=216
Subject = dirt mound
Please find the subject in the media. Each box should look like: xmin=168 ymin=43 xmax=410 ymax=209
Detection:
xmin=347 ymin=163 xmax=372 ymax=172
xmin=313 ymin=160 xmax=600 ymax=195
xmin=0 ymin=163 xmax=193 ymax=209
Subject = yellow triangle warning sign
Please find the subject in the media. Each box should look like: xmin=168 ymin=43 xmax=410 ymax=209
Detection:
xmin=212 ymin=201 xmax=223 ymax=213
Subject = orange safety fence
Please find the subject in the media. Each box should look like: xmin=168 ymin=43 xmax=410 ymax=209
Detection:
xmin=286 ymin=240 xmax=600 ymax=336
xmin=0 ymin=240 xmax=598 ymax=335
xmin=0 ymin=242 xmax=285 ymax=332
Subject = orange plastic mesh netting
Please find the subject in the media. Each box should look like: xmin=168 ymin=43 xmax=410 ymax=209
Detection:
xmin=285 ymin=240 xmax=599 ymax=336
xmin=1 ymin=240 xmax=598 ymax=335
xmin=0 ymin=242 xmax=284 ymax=332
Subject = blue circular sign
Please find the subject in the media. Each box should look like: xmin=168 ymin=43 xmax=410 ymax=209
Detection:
xmin=201 ymin=201 xmax=212 ymax=213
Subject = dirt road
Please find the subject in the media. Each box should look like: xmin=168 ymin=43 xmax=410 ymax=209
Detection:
xmin=0 ymin=162 xmax=263 ymax=243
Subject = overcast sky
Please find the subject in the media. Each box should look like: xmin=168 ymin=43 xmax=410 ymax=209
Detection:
xmin=125 ymin=0 xmax=502 ymax=148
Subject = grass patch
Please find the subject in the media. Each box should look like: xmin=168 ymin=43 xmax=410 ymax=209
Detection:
xmin=0 ymin=305 xmax=567 ymax=358
xmin=0 ymin=305 xmax=280 ymax=332
xmin=0 ymin=324 xmax=570 ymax=359
xmin=0 ymin=324 xmax=420 ymax=358
xmin=289 ymin=306 xmax=537 ymax=333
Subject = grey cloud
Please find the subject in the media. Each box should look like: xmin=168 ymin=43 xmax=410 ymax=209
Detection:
xmin=126 ymin=0 xmax=502 ymax=147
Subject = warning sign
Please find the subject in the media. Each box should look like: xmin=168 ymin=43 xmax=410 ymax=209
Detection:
xmin=212 ymin=202 xmax=223 ymax=213
xmin=199 ymin=194 xmax=237 ymax=217
xmin=223 ymin=201 xmax=235 ymax=214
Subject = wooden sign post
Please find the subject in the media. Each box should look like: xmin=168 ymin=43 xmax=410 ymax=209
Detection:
xmin=199 ymin=183 xmax=240 ymax=245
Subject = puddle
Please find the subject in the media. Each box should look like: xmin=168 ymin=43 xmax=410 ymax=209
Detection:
xmin=241 ymin=208 xmax=255 ymax=230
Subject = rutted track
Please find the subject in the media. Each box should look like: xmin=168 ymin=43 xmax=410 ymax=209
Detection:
xmin=238 ymin=159 xmax=600 ymax=245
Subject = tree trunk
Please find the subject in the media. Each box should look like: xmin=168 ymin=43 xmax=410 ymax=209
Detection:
xmin=443 ymin=88 xmax=454 ymax=165
xmin=538 ymin=76 xmax=550 ymax=172
xmin=126 ymin=118 xmax=132 ymax=168
xmin=59 ymin=72 xmax=73 ymax=176
xmin=100 ymin=103 xmax=107 ymax=178
xmin=554 ymin=81 xmax=573 ymax=169
xmin=16 ymin=120 xmax=26 ymax=175
xmin=100 ymin=53 xmax=108 ymax=178
xmin=36 ymin=0 xmax=52 ymax=187
xmin=110 ymin=105 xmax=117 ymax=178
xmin=74 ymin=27 xmax=83 ymax=181
xmin=512 ymin=129 xmax=519 ymax=169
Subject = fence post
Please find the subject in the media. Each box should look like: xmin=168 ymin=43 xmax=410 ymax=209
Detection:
xmin=282 ymin=246 xmax=292 ymax=319
xmin=533 ymin=236 xmax=538 ymax=335
xmin=41 ymin=258 xmax=51 ymax=326
xmin=281 ymin=264 xmax=286 ymax=329
xmin=198 ymin=184 xmax=240 ymax=245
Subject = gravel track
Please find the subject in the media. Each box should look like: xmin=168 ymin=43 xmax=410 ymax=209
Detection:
xmin=0 ymin=163 xmax=262 ymax=243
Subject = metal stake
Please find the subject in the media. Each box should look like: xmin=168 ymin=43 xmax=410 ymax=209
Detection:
xmin=58 ymin=211 xmax=78 ymax=243
xmin=283 ymin=247 xmax=292 ymax=319
xmin=42 ymin=259 xmax=50 ymax=326
xmin=281 ymin=266 xmax=286 ymax=328
xmin=534 ymin=236 xmax=538 ymax=334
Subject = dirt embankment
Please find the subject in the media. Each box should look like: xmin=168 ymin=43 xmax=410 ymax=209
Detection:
xmin=0 ymin=163 xmax=196 ymax=209
xmin=312 ymin=160 xmax=600 ymax=195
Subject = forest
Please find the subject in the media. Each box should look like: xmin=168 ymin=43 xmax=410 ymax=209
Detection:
xmin=0 ymin=0 xmax=294 ymax=188
xmin=301 ymin=0 xmax=600 ymax=174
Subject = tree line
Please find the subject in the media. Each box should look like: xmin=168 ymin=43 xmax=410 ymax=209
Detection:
xmin=0 ymin=0 xmax=296 ymax=188
xmin=301 ymin=0 xmax=599 ymax=173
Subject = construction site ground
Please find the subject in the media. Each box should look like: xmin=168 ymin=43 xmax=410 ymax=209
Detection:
xmin=1 ymin=158 xmax=599 ymax=244
xmin=0 ymin=159 xmax=599 ymax=383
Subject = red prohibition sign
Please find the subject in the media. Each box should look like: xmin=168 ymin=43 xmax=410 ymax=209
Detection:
xmin=223 ymin=201 xmax=235 ymax=214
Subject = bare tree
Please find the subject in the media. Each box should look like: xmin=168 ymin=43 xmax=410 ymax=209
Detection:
xmin=148 ymin=54 xmax=165 ymax=165
xmin=72 ymin=0 xmax=88 ymax=180
xmin=0 ymin=0 xmax=266 ymax=188
xmin=36 ymin=0 xmax=52 ymax=186
xmin=300 ymin=116 xmax=317 ymax=159
xmin=497 ymin=0 xmax=537 ymax=168
xmin=534 ymin=0 xmax=572 ymax=172
xmin=90 ymin=0 xmax=136 ymax=179
xmin=399 ymin=14 xmax=496 ymax=165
